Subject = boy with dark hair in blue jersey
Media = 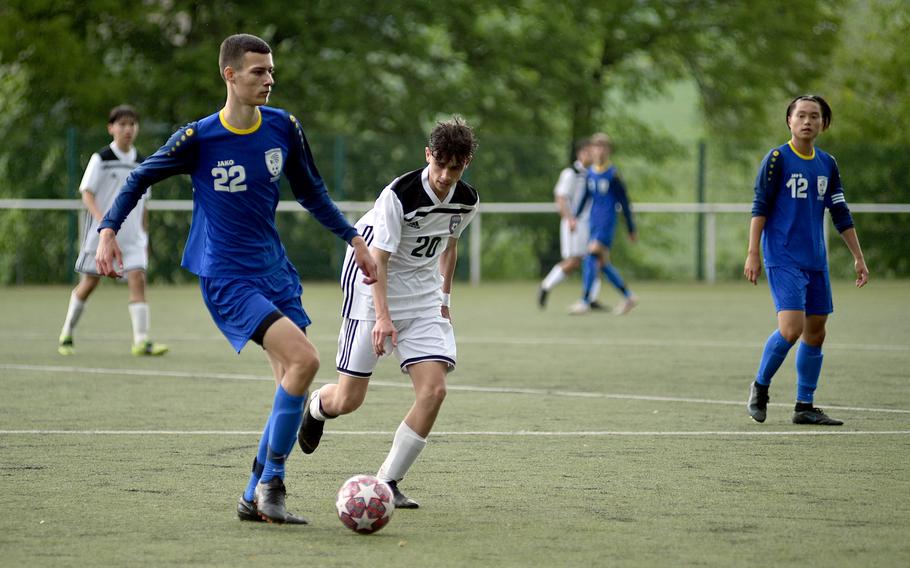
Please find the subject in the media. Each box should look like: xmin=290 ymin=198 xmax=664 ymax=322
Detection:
xmin=569 ymin=132 xmax=638 ymax=315
xmin=96 ymin=33 xmax=378 ymax=524
xmin=744 ymin=95 xmax=869 ymax=426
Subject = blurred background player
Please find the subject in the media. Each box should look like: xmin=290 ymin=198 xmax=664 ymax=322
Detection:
xmin=95 ymin=34 xmax=377 ymax=524
xmin=570 ymin=132 xmax=638 ymax=315
xmin=537 ymin=137 xmax=604 ymax=310
xmin=57 ymin=105 xmax=168 ymax=357
xmin=297 ymin=117 xmax=479 ymax=510
xmin=745 ymin=94 xmax=868 ymax=426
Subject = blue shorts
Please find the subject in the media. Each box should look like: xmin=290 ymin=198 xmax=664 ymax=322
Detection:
xmin=766 ymin=266 xmax=833 ymax=316
xmin=199 ymin=261 xmax=311 ymax=352
xmin=589 ymin=222 xmax=616 ymax=249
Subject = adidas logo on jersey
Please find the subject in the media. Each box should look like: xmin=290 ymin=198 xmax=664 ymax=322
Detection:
xmin=406 ymin=220 xmax=421 ymax=229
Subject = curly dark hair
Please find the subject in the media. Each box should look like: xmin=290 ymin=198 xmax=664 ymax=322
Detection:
xmin=428 ymin=116 xmax=477 ymax=165
xmin=786 ymin=95 xmax=832 ymax=130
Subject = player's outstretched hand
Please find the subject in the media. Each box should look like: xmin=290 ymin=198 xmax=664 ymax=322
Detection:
xmin=351 ymin=236 xmax=378 ymax=285
xmin=95 ymin=228 xmax=124 ymax=278
xmin=372 ymin=317 xmax=397 ymax=356
xmin=855 ymin=258 xmax=869 ymax=288
xmin=743 ymin=253 xmax=761 ymax=285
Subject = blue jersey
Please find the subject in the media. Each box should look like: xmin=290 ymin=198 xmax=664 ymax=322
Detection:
xmin=575 ymin=165 xmax=635 ymax=234
xmin=100 ymin=106 xmax=357 ymax=277
xmin=751 ymin=142 xmax=854 ymax=270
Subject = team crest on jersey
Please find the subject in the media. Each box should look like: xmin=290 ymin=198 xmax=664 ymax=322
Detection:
xmin=448 ymin=214 xmax=463 ymax=234
xmin=265 ymin=148 xmax=283 ymax=181
xmin=817 ymin=176 xmax=828 ymax=199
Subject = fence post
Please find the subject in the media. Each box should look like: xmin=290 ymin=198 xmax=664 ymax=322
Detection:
xmin=470 ymin=210 xmax=481 ymax=285
xmin=66 ymin=126 xmax=79 ymax=284
xmin=695 ymin=140 xmax=706 ymax=281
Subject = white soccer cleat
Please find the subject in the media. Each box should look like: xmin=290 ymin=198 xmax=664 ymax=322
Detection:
xmin=613 ymin=295 xmax=638 ymax=315
xmin=568 ymin=301 xmax=591 ymax=315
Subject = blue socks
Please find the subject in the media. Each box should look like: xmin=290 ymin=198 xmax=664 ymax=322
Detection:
xmin=581 ymin=255 xmax=630 ymax=301
xmin=581 ymin=254 xmax=598 ymax=303
xmin=601 ymin=263 xmax=628 ymax=296
xmin=242 ymin=417 xmax=271 ymax=502
xmin=259 ymin=385 xmax=307 ymax=484
xmin=795 ymin=342 xmax=823 ymax=403
xmin=755 ymin=330 xmax=794 ymax=386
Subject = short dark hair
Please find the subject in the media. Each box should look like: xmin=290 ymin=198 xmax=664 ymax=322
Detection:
xmin=786 ymin=95 xmax=832 ymax=130
xmin=108 ymin=105 xmax=138 ymax=124
xmin=428 ymin=116 xmax=477 ymax=165
xmin=219 ymin=34 xmax=271 ymax=80
xmin=574 ymin=137 xmax=591 ymax=155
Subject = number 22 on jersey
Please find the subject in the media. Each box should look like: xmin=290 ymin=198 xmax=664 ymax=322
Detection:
xmin=212 ymin=165 xmax=247 ymax=192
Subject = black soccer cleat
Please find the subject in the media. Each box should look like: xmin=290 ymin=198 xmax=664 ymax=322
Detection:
xmin=297 ymin=400 xmax=325 ymax=454
xmin=792 ymin=406 xmax=844 ymax=426
xmin=747 ymin=381 xmax=770 ymax=423
xmin=537 ymin=287 xmax=549 ymax=309
xmin=254 ymin=477 xmax=291 ymax=523
xmin=237 ymin=496 xmax=308 ymax=525
xmin=387 ymin=480 xmax=419 ymax=509
xmin=589 ymin=300 xmax=610 ymax=312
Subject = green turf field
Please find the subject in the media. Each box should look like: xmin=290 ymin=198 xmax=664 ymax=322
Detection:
xmin=1 ymin=281 xmax=908 ymax=567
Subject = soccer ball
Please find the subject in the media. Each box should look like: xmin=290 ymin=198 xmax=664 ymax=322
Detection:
xmin=335 ymin=474 xmax=395 ymax=534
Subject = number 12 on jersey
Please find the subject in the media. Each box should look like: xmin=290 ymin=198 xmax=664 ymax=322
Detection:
xmin=787 ymin=174 xmax=808 ymax=199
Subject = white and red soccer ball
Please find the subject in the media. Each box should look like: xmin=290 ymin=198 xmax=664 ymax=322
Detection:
xmin=335 ymin=474 xmax=395 ymax=534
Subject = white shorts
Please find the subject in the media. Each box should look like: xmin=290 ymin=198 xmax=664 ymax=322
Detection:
xmin=560 ymin=218 xmax=590 ymax=259
xmin=336 ymin=316 xmax=456 ymax=378
xmin=75 ymin=245 xmax=148 ymax=275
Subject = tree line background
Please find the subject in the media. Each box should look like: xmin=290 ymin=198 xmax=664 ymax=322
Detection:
xmin=0 ymin=0 xmax=907 ymax=284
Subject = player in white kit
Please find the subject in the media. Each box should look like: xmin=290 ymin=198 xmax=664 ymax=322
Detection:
xmin=297 ymin=117 xmax=479 ymax=509
xmin=58 ymin=105 xmax=167 ymax=357
xmin=538 ymin=138 xmax=602 ymax=310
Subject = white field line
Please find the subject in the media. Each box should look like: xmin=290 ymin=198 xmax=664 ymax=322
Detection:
xmin=3 ymin=362 xmax=909 ymax=415
xmin=0 ymin=429 xmax=908 ymax=437
xmin=4 ymin=331 xmax=909 ymax=352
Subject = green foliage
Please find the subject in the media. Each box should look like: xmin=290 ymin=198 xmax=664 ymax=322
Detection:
xmin=1 ymin=0 xmax=906 ymax=283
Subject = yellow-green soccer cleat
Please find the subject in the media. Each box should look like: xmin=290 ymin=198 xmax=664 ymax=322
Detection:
xmin=58 ymin=336 xmax=75 ymax=356
xmin=131 ymin=341 xmax=169 ymax=356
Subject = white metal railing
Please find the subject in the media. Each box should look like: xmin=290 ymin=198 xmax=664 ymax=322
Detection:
xmin=2 ymin=199 xmax=908 ymax=284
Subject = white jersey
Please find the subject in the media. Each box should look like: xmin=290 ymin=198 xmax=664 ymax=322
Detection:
xmin=554 ymin=160 xmax=590 ymax=222
xmin=555 ymin=160 xmax=591 ymax=258
xmin=341 ymin=166 xmax=479 ymax=320
xmin=77 ymin=143 xmax=150 ymax=259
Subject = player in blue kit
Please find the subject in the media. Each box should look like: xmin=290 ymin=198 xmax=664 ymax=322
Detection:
xmin=744 ymin=95 xmax=868 ymax=426
xmin=570 ymin=133 xmax=638 ymax=315
xmin=95 ymin=34 xmax=377 ymax=523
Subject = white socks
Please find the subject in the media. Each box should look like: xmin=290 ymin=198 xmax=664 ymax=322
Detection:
xmin=377 ymin=421 xmax=427 ymax=483
xmin=541 ymin=265 xmax=566 ymax=290
xmin=590 ymin=277 xmax=602 ymax=302
xmin=309 ymin=389 xmax=328 ymax=421
xmin=541 ymin=265 xmax=601 ymax=301
xmin=128 ymin=302 xmax=149 ymax=345
xmin=60 ymin=292 xmax=85 ymax=338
